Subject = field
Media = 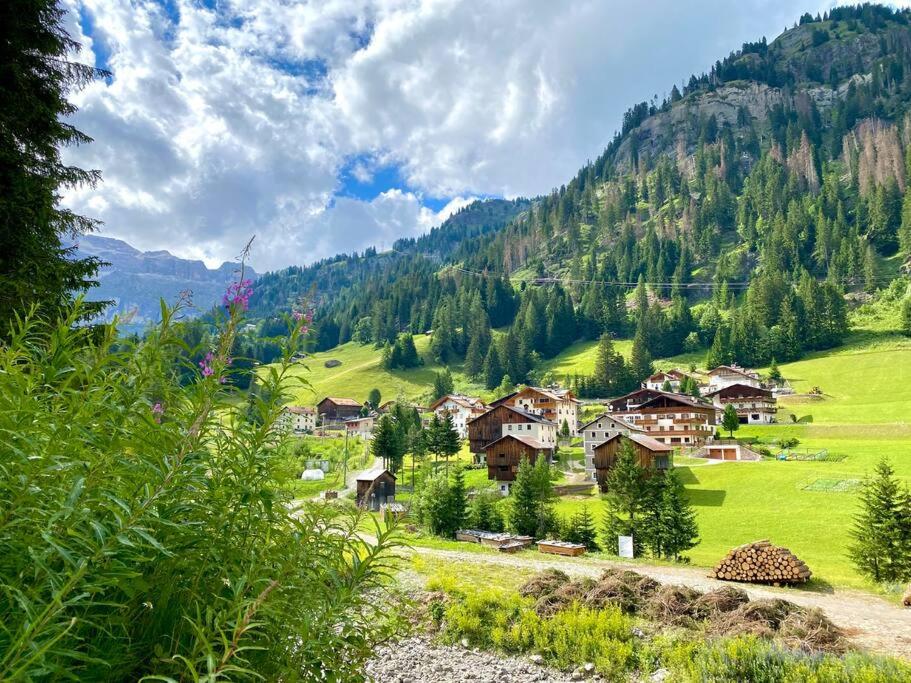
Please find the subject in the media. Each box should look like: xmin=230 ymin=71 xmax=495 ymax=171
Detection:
xmin=280 ymin=316 xmax=911 ymax=588
xmin=549 ymin=332 xmax=911 ymax=589
xmin=283 ymin=334 xmax=485 ymax=406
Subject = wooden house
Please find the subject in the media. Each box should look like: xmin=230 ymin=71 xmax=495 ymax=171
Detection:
xmin=579 ymin=413 xmax=645 ymax=481
xmin=355 ymin=467 xmax=396 ymax=510
xmin=489 ymin=386 xmax=581 ymax=435
xmin=607 ymin=388 xmax=719 ymax=446
xmin=316 ymin=396 xmax=363 ymax=422
xmin=705 ymin=383 xmax=777 ymax=424
xmin=593 ymin=434 xmax=673 ymax=491
xmin=484 ymin=434 xmax=554 ymax=494
xmin=467 ymin=404 xmax=557 ymax=454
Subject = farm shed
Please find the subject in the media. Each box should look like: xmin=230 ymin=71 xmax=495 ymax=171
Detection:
xmin=317 ymin=396 xmax=363 ymax=422
xmin=355 ymin=467 xmax=396 ymax=511
xmin=483 ymin=434 xmax=554 ymax=494
xmin=593 ymin=434 xmax=673 ymax=492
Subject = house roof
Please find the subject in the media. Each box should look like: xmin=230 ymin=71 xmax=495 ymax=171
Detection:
xmin=593 ymin=433 xmax=674 ymax=453
xmin=345 ymin=415 xmax=375 ymax=425
xmin=578 ymin=413 xmax=645 ymax=433
xmin=319 ymin=396 xmax=362 ymax=407
xmin=429 ymin=394 xmax=486 ymax=412
xmin=355 ymin=467 xmax=395 ymax=482
xmin=705 ymin=383 xmax=773 ymax=399
xmin=609 ymin=388 xmax=715 ymax=411
xmin=489 ymin=385 xmax=580 ymax=407
xmin=708 ymin=365 xmax=758 ymax=379
xmin=284 ymin=405 xmax=315 ymax=415
xmin=483 ymin=434 xmax=553 ymax=451
xmin=467 ymin=404 xmax=557 ymax=426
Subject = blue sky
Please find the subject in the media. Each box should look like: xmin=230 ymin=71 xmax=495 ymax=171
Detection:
xmin=61 ymin=0 xmax=904 ymax=271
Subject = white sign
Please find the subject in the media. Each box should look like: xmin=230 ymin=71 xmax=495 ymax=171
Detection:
xmin=618 ymin=535 xmax=634 ymax=558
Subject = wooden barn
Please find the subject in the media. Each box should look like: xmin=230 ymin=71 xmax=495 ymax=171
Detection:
xmin=317 ymin=396 xmax=363 ymax=422
xmin=484 ymin=434 xmax=554 ymax=494
xmin=467 ymin=404 xmax=557 ymax=454
xmin=355 ymin=467 xmax=396 ymax=510
xmin=593 ymin=434 xmax=673 ymax=492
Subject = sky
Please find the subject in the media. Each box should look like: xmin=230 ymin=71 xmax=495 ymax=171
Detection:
xmin=58 ymin=0 xmax=910 ymax=272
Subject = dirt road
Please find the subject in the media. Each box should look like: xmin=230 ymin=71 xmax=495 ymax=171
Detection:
xmin=402 ymin=544 xmax=911 ymax=659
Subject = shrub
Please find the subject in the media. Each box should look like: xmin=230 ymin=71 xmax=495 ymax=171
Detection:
xmin=0 ymin=296 xmax=401 ymax=680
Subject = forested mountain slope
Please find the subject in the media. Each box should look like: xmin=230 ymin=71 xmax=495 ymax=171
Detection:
xmin=247 ymin=5 xmax=911 ymax=391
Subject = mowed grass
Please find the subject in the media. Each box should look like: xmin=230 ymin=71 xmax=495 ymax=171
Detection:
xmin=282 ymin=334 xmax=485 ymax=406
xmin=537 ymin=339 xmax=632 ymax=379
xmin=552 ymin=333 xmax=911 ymax=589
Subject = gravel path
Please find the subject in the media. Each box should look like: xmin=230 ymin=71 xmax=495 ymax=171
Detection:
xmin=365 ymin=636 xmax=606 ymax=682
xmin=404 ymin=545 xmax=911 ymax=659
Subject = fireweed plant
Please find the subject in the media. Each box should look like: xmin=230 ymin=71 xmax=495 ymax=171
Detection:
xmin=0 ymin=268 xmax=401 ymax=681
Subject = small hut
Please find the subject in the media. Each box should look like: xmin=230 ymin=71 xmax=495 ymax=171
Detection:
xmin=355 ymin=467 xmax=396 ymax=511
xmin=593 ymin=434 xmax=673 ymax=492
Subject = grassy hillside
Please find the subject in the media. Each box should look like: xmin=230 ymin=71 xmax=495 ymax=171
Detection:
xmin=536 ymin=339 xmax=633 ymax=380
xmin=552 ymin=332 xmax=911 ymax=589
xmin=283 ymin=334 xmax=487 ymax=406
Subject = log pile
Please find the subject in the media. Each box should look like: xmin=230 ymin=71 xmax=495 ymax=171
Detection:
xmin=711 ymin=540 xmax=811 ymax=585
xmin=903 ymin=585 xmax=911 ymax=608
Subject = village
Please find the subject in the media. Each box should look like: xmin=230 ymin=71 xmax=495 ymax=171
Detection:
xmin=279 ymin=363 xmax=784 ymax=548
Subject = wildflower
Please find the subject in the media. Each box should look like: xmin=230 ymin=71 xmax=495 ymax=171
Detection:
xmin=222 ymin=577 xmax=231 ymax=587
xmin=142 ymin=601 xmax=153 ymax=610
xmin=151 ymin=402 xmax=164 ymax=423
xmin=199 ymin=351 xmax=215 ymax=378
xmin=222 ymin=279 xmax=254 ymax=312
xmin=293 ymin=308 xmax=314 ymax=334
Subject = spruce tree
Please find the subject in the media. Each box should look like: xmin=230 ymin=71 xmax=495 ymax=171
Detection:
xmin=371 ymin=414 xmax=404 ymax=473
xmin=567 ymin=507 xmax=600 ymax=551
xmin=448 ymin=467 xmax=468 ymax=533
xmin=721 ymin=404 xmax=740 ymax=438
xmin=602 ymin=439 xmax=648 ymax=556
xmin=438 ymin=412 xmax=462 ymax=472
xmin=0 ymin=0 xmax=106 ymax=329
xmin=629 ymin=323 xmax=654 ymax=383
xmin=367 ymin=388 xmax=381 ymax=409
xmin=469 ymin=489 xmax=504 ymax=532
xmin=483 ymin=343 xmax=504 ymax=390
xmin=432 ymin=369 xmax=454 ymax=401
xmin=850 ymin=459 xmax=911 ymax=583
xmin=508 ymin=458 xmax=539 ymax=536
xmin=657 ymin=470 xmax=699 ymax=560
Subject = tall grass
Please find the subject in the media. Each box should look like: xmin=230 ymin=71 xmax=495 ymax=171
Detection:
xmin=0 ymin=288 xmax=400 ymax=680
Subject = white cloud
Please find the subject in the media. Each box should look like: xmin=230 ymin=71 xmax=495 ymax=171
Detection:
xmin=61 ymin=0 xmax=834 ymax=270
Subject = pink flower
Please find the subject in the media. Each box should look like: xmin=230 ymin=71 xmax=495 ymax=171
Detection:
xmin=293 ymin=307 xmax=314 ymax=334
xmin=222 ymin=279 xmax=254 ymax=312
xmin=152 ymin=402 xmax=164 ymax=415
xmin=199 ymin=351 xmax=215 ymax=378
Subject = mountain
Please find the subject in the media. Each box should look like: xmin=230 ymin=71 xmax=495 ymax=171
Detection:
xmin=77 ymin=235 xmax=257 ymax=328
xmin=247 ymin=5 xmax=911 ymax=383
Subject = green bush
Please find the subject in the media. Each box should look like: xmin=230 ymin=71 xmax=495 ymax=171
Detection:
xmin=0 ymin=298 xmax=401 ymax=680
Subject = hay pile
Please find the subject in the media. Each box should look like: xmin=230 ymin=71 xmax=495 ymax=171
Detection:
xmin=518 ymin=569 xmax=569 ymax=599
xmin=692 ymin=586 xmax=750 ymax=619
xmin=512 ymin=569 xmax=845 ymax=654
xmin=582 ymin=569 xmax=659 ymax=613
xmin=644 ymin=584 xmax=703 ymax=626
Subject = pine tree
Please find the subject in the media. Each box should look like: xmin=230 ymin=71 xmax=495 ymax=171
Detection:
xmin=508 ymin=458 xmax=539 ymax=536
xmin=432 ymin=369 xmax=454 ymax=401
xmin=469 ymin=489 xmax=504 ymax=532
xmin=437 ymin=412 xmax=462 ymax=473
xmin=371 ymin=414 xmax=404 ymax=473
xmin=566 ymin=507 xmax=599 ymax=551
xmin=602 ymin=439 xmax=648 ymax=556
xmin=768 ymin=358 xmax=782 ymax=382
xmin=0 ymin=0 xmax=107 ymax=329
xmin=721 ymin=404 xmax=740 ymax=438
xmin=483 ymin=343 xmax=504 ymax=390
xmin=448 ymin=467 xmax=468 ymax=533
xmin=629 ymin=323 xmax=654 ymax=383
xmin=849 ymin=459 xmax=911 ymax=583
xmin=656 ymin=470 xmax=699 ymax=560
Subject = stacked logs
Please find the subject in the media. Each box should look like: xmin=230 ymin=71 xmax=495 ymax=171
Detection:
xmin=903 ymin=585 xmax=911 ymax=608
xmin=712 ymin=540 xmax=811 ymax=585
